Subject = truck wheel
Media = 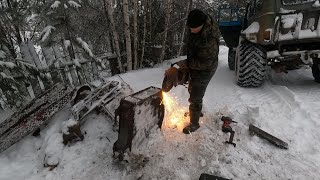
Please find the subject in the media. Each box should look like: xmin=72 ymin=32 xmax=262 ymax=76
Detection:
xmin=228 ymin=48 xmax=236 ymax=71
xmin=312 ymin=63 xmax=320 ymax=83
xmin=236 ymin=40 xmax=267 ymax=87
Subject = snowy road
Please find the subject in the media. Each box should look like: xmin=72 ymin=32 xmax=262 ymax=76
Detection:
xmin=1 ymin=46 xmax=320 ymax=180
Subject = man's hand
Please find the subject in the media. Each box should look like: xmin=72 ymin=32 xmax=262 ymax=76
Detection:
xmin=176 ymin=59 xmax=188 ymax=70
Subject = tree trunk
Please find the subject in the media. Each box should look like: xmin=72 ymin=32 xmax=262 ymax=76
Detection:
xmin=123 ymin=0 xmax=133 ymax=71
xmin=103 ymin=0 xmax=123 ymax=73
xmin=177 ymin=0 xmax=192 ymax=57
xmin=140 ymin=2 xmax=147 ymax=68
xmin=133 ymin=0 xmax=138 ymax=70
xmin=159 ymin=0 xmax=172 ymax=63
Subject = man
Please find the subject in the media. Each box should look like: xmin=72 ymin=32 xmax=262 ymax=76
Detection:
xmin=180 ymin=9 xmax=220 ymax=134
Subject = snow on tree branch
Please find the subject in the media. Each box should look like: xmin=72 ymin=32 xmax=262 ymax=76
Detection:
xmin=40 ymin=26 xmax=56 ymax=42
xmin=68 ymin=1 xmax=81 ymax=8
xmin=73 ymin=58 xmax=81 ymax=67
xmin=64 ymin=40 xmax=71 ymax=49
xmin=50 ymin=1 xmax=61 ymax=9
xmin=0 ymin=72 xmax=15 ymax=81
xmin=76 ymin=37 xmax=93 ymax=57
xmin=0 ymin=60 xmax=16 ymax=69
xmin=0 ymin=50 xmax=6 ymax=59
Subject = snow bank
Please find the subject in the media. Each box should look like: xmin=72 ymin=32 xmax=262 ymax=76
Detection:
xmin=44 ymin=133 xmax=64 ymax=167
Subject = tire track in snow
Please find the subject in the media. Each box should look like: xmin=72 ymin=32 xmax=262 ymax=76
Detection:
xmin=234 ymin=79 xmax=320 ymax=178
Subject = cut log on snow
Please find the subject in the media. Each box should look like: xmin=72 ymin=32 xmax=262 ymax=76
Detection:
xmin=62 ymin=118 xmax=84 ymax=145
xmin=113 ymin=86 xmax=164 ymax=158
xmin=249 ymin=124 xmax=289 ymax=149
xmin=0 ymin=83 xmax=76 ymax=153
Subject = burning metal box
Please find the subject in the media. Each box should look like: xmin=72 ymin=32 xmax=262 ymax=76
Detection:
xmin=113 ymin=86 xmax=164 ymax=155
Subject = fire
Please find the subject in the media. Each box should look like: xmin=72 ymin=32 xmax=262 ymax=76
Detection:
xmin=162 ymin=91 xmax=189 ymax=131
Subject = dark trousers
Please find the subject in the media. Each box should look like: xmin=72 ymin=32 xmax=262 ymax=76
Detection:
xmin=188 ymin=69 xmax=216 ymax=124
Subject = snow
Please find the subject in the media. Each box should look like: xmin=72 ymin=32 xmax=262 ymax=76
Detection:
xmin=62 ymin=118 xmax=78 ymax=135
xmin=44 ymin=133 xmax=64 ymax=166
xmin=40 ymin=26 xmax=56 ymax=42
xmin=50 ymin=1 xmax=61 ymax=9
xmin=63 ymin=40 xmax=70 ymax=49
xmin=1 ymin=46 xmax=320 ymax=179
xmin=68 ymin=1 xmax=81 ymax=8
xmin=267 ymin=50 xmax=280 ymax=59
xmin=279 ymin=8 xmax=296 ymax=14
xmin=0 ymin=60 xmax=15 ymax=69
xmin=0 ymin=50 xmax=6 ymax=59
xmin=73 ymin=58 xmax=81 ymax=67
xmin=313 ymin=0 xmax=320 ymax=7
xmin=281 ymin=15 xmax=296 ymax=29
xmin=76 ymin=37 xmax=93 ymax=57
xmin=242 ymin=22 xmax=260 ymax=34
xmin=0 ymin=72 xmax=14 ymax=80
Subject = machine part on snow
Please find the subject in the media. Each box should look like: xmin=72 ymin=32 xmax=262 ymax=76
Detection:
xmin=249 ymin=124 xmax=288 ymax=149
xmin=113 ymin=86 xmax=164 ymax=159
xmin=71 ymin=81 xmax=120 ymax=125
xmin=199 ymin=173 xmax=231 ymax=180
xmin=0 ymin=83 xmax=76 ymax=153
xmin=221 ymin=116 xmax=237 ymax=147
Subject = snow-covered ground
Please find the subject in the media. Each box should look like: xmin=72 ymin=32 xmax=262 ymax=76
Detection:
xmin=1 ymin=46 xmax=320 ymax=180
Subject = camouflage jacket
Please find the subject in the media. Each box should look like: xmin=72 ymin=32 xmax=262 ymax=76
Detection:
xmin=187 ymin=15 xmax=220 ymax=71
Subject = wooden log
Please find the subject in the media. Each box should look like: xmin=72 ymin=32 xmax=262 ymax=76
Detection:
xmin=249 ymin=124 xmax=289 ymax=149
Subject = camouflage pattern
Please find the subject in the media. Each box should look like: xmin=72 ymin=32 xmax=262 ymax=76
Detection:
xmin=187 ymin=15 xmax=220 ymax=72
xmin=186 ymin=14 xmax=220 ymax=126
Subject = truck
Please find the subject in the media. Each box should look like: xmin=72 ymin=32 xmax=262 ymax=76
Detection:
xmin=218 ymin=0 xmax=320 ymax=87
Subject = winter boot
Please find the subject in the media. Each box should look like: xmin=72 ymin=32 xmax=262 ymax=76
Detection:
xmin=183 ymin=111 xmax=200 ymax=134
xmin=183 ymin=123 xmax=200 ymax=134
xmin=184 ymin=112 xmax=204 ymax=117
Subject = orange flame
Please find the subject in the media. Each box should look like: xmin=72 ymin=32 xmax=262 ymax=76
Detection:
xmin=162 ymin=91 xmax=189 ymax=131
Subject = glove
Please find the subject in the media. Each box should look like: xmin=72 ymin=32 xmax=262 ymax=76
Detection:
xmin=175 ymin=59 xmax=188 ymax=70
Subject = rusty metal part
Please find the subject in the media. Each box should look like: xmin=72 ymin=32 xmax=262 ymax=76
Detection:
xmin=113 ymin=87 xmax=164 ymax=158
xmin=199 ymin=173 xmax=231 ymax=180
xmin=249 ymin=124 xmax=288 ymax=149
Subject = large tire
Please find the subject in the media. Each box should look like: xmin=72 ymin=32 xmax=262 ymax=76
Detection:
xmin=228 ymin=48 xmax=236 ymax=71
xmin=236 ymin=40 xmax=267 ymax=87
xmin=312 ymin=63 xmax=320 ymax=83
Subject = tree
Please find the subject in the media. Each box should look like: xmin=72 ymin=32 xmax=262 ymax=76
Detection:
xmin=159 ymin=0 xmax=172 ymax=63
xmin=103 ymin=0 xmax=124 ymax=73
xmin=133 ymin=0 xmax=138 ymax=70
xmin=123 ymin=0 xmax=132 ymax=71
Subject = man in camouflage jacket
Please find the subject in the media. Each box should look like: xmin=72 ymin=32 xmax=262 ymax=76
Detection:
xmin=180 ymin=9 xmax=220 ymax=134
